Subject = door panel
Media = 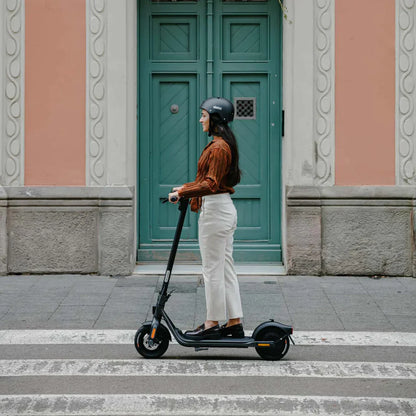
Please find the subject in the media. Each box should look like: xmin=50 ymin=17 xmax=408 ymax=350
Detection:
xmin=223 ymin=75 xmax=269 ymax=241
xmin=152 ymin=15 xmax=199 ymax=61
xmin=138 ymin=0 xmax=282 ymax=262
xmin=222 ymin=15 xmax=269 ymax=60
xmin=153 ymin=75 xmax=197 ymax=240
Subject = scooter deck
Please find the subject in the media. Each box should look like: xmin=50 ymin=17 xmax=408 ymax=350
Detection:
xmin=182 ymin=333 xmax=253 ymax=343
xmin=178 ymin=336 xmax=265 ymax=348
xmin=174 ymin=330 xmax=281 ymax=349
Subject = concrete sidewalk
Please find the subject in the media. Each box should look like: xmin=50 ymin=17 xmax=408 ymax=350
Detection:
xmin=0 ymin=274 xmax=415 ymax=332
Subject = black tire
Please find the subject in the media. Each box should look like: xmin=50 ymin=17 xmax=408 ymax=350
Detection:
xmin=134 ymin=324 xmax=170 ymax=359
xmin=255 ymin=328 xmax=290 ymax=361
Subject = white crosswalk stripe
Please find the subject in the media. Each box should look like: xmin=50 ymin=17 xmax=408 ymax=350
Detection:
xmin=0 ymin=394 xmax=415 ymax=415
xmin=0 ymin=329 xmax=415 ymax=415
xmin=1 ymin=359 xmax=415 ymax=379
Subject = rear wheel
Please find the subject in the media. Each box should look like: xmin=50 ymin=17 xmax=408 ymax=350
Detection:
xmin=255 ymin=328 xmax=290 ymax=361
xmin=134 ymin=324 xmax=170 ymax=359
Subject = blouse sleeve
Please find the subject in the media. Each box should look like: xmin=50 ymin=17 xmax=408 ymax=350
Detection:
xmin=178 ymin=147 xmax=231 ymax=199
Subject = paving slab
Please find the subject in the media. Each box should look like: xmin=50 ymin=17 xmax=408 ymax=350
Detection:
xmin=338 ymin=312 xmax=395 ymax=331
xmin=289 ymin=313 xmax=344 ymax=331
xmin=385 ymin=315 xmax=416 ymax=331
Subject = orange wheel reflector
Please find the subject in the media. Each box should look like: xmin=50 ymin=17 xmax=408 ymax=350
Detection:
xmin=151 ymin=328 xmax=156 ymax=339
xmin=258 ymin=343 xmax=270 ymax=347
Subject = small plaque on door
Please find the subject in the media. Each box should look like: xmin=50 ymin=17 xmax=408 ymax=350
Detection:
xmin=234 ymin=97 xmax=256 ymax=120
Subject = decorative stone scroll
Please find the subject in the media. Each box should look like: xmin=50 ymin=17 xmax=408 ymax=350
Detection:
xmin=314 ymin=0 xmax=335 ymax=185
xmin=397 ymin=0 xmax=416 ymax=184
xmin=2 ymin=0 xmax=24 ymax=186
xmin=86 ymin=0 xmax=107 ymax=186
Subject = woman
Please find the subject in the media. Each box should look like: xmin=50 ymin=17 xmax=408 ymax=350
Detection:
xmin=168 ymin=97 xmax=244 ymax=340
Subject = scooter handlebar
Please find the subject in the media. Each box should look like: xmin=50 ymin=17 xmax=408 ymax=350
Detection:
xmin=162 ymin=196 xmax=178 ymax=204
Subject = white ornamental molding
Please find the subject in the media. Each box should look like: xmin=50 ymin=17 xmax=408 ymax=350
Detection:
xmin=397 ymin=0 xmax=416 ymax=184
xmin=314 ymin=0 xmax=335 ymax=186
xmin=86 ymin=0 xmax=107 ymax=186
xmin=2 ymin=0 xmax=24 ymax=186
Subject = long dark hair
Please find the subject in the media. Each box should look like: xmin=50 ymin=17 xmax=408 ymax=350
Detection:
xmin=209 ymin=113 xmax=241 ymax=187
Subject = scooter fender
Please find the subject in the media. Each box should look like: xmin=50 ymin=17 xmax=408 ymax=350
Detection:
xmin=141 ymin=321 xmax=172 ymax=342
xmin=252 ymin=320 xmax=293 ymax=341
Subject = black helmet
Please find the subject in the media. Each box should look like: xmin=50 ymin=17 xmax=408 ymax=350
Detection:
xmin=200 ymin=97 xmax=234 ymax=123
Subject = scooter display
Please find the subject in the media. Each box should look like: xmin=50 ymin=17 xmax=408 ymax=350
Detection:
xmin=134 ymin=197 xmax=294 ymax=360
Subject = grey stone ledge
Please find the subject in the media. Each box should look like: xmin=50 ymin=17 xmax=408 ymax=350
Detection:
xmin=287 ymin=186 xmax=416 ymax=206
xmin=288 ymin=199 xmax=414 ymax=207
xmin=0 ymin=186 xmax=134 ymax=201
xmin=7 ymin=199 xmax=132 ymax=207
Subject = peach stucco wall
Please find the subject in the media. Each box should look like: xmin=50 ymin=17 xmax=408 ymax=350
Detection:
xmin=335 ymin=0 xmax=395 ymax=185
xmin=25 ymin=0 xmax=86 ymax=185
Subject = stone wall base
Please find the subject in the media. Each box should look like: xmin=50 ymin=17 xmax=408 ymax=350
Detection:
xmin=0 ymin=187 xmax=135 ymax=276
xmin=286 ymin=186 xmax=416 ymax=277
xmin=3 ymin=185 xmax=413 ymax=277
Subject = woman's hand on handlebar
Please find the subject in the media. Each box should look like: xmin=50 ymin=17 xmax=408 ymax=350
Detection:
xmin=168 ymin=191 xmax=180 ymax=204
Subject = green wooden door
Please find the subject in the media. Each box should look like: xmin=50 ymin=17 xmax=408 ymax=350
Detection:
xmin=138 ymin=0 xmax=282 ymax=262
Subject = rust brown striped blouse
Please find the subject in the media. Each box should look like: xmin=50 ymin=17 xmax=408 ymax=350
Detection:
xmin=178 ymin=137 xmax=235 ymax=212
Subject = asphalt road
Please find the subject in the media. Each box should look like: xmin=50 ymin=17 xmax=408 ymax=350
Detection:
xmin=0 ymin=330 xmax=415 ymax=415
xmin=0 ymin=274 xmax=415 ymax=414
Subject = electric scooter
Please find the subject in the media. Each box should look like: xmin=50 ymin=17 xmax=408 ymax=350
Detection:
xmin=134 ymin=197 xmax=294 ymax=360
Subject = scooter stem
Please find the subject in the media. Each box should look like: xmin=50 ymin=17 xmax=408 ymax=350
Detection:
xmin=154 ymin=198 xmax=189 ymax=318
xmin=164 ymin=198 xmax=189 ymax=283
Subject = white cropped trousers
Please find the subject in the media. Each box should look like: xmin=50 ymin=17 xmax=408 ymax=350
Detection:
xmin=198 ymin=193 xmax=243 ymax=322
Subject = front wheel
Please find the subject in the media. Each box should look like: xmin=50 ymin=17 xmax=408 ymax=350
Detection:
xmin=134 ymin=324 xmax=170 ymax=359
xmin=255 ymin=328 xmax=290 ymax=361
